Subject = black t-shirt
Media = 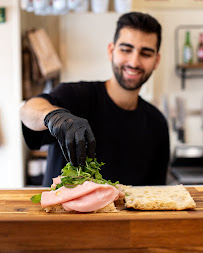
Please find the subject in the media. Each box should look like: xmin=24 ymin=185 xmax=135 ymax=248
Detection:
xmin=22 ymin=81 xmax=170 ymax=187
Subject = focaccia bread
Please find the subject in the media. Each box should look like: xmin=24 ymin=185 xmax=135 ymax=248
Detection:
xmin=121 ymin=184 xmax=196 ymax=210
xmin=45 ymin=201 xmax=118 ymax=213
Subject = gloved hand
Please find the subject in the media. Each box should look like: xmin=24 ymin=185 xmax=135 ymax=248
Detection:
xmin=44 ymin=108 xmax=96 ymax=166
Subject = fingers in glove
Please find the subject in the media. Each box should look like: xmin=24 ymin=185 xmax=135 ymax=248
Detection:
xmin=58 ymin=141 xmax=69 ymax=163
xmin=65 ymin=133 xmax=77 ymax=166
xmin=75 ymin=130 xmax=86 ymax=166
xmin=86 ymin=125 xmax=96 ymax=158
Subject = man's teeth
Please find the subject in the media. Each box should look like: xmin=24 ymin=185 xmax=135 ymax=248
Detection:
xmin=127 ymin=70 xmax=136 ymax=75
xmin=126 ymin=69 xmax=140 ymax=75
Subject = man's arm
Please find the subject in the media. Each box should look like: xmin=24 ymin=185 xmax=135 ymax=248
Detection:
xmin=20 ymin=97 xmax=61 ymax=131
xmin=20 ymin=97 xmax=96 ymax=166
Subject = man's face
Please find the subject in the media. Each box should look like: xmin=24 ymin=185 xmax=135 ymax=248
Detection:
xmin=108 ymin=28 xmax=160 ymax=91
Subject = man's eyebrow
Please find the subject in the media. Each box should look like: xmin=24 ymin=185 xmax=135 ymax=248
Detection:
xmin=141 ymin=47 xmax=155 ymax=53
xmin=119 ymin=43 xmax=156 ymax=53
xmin=119 ymin=43 xmax=134 ymax=48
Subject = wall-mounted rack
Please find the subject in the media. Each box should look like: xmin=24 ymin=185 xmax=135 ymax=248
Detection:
xmin=175 ymin=25 xmax=203 ymax=89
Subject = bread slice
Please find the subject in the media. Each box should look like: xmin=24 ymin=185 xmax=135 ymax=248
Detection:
xmin=45 ymin=204 xmax=68 ymax=213
xmin=44 ymin=201 xmax=118 ymax=213
xmin=121 ymin=184 xmax=196 ymax=210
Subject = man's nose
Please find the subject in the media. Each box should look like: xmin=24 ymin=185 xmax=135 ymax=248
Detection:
xmin=129 ymin=51 xmax=141 ymax=68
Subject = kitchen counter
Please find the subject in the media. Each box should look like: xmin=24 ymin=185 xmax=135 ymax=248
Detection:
xmin=0 ymin=186 xmax=203 ymax=253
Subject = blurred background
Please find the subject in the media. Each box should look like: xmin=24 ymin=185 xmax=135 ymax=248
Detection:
xmin=0 ymin=0 xmax=203 ymax=188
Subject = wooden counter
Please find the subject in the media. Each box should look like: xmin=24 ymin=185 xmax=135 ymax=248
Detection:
xmin=0 ymin=186 xmax=203 ymax=253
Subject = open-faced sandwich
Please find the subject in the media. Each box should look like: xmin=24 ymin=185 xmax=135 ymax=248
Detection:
xmin=31 ymin=157 xmax=125 ymax=213
xmin=31 ymin=157 xmax=196 ymax=213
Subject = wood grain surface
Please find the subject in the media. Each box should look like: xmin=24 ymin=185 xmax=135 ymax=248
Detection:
xmin=0 ymin=186 xmax=203 ymax=253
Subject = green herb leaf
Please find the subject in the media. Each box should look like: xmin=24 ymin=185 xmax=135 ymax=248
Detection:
xmin=62 ymin=168 xmax=78 ymax=177
xmin=30 ymin=193 xmax=41 ymax=203
xmin=86 ymin=157 xmax=93 ymax=163
xmin=53 ymin=157 xmax=119 ymax=190
xmin=95 ymin=170 xmax=102 ymax=180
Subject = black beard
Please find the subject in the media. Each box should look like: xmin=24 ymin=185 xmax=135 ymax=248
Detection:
xmin=112 ymin=62 xmax=152 ymax=91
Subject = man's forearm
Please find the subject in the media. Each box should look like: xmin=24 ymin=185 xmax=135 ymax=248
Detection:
xmin=20 ymin=97 xmax=61 ymax=131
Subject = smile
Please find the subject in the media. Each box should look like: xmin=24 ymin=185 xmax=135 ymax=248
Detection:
xmin=123 ymin=67 xmax=143 ymax=77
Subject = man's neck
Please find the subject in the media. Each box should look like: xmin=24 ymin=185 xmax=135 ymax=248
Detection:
xmin=105 ymin=78 xmax=140 ymax=111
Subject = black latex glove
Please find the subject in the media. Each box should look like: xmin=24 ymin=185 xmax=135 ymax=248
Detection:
xmin=44 ymin=108 xmax=96 ymax=166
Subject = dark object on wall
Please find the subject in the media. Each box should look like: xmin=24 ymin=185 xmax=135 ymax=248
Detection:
xmin=28 ymin=28 xmax=62 ymax=79
xmin=22 ymin=29 xmax=61 ymax=100
xmin=0 ymin=8 xmax=6 ymax=23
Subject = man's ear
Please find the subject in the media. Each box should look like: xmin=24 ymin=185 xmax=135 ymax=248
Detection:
xmin=154 ymin=53 xmax=161 ymax=70
xmin=107 ymin=42 xmax=114 ymax=62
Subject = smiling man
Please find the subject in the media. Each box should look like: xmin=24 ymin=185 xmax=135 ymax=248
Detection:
xmin=110 ymin=29 xmax=159 ymax=91
xmin=20 ymin=12 xmax=170 ymax=187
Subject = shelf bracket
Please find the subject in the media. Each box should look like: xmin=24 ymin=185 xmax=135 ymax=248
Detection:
xmin=181 ymin=68 xmax=186 ymax=89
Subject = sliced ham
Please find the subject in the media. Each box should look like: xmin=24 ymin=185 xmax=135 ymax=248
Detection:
xmin=62 ymin=187 xmax=118 ymax=212
xmin=41 ymin=181 xmax=120 ymax=212
xmin=51 ymin=176 xmax=62 ymax=189
xmin=53 ymin=176 xmax=61 ymax=185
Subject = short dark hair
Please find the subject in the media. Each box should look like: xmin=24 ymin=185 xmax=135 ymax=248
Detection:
xmin=113 ymin=12 xmax=162 ymax=52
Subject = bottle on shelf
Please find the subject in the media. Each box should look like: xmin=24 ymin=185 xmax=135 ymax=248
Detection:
xmin=197 ymin=32 xmax=203 ymax=63
xmin=183 ymin=31 xmax=193 ymax=64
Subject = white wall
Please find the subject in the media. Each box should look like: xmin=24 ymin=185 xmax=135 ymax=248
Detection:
xmin=0 ymin=0 xmax=23 ymax=188
xmin=59 ymin=12 xmax=119 ymax=82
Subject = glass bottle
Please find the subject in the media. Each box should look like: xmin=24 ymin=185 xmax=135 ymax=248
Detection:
xmin=197 ymin=32 xmax=203 ymax=63
xmin=183 ymin=31 xmax=193 ymax=64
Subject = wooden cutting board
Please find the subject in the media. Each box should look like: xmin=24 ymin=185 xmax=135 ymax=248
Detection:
xmin=0 ymin=186 xmax=203 ymax=253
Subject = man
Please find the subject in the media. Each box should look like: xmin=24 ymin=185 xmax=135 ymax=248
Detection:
xmin=21 ymin=12 xmax=170 ymax=187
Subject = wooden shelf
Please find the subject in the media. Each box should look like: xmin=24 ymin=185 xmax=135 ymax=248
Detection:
xmin=177 ymin=63 xmax=203 ymax=69
xmin=176 ymin=63 xmax=203 ymax=89
xmin=31 ymin=150 xmax=48 ymax=158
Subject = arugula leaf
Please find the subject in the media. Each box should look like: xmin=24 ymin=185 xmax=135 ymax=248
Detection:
xmin=95 ymin=170 xmax=102 ymax=180
xmin=30 ymin=193 xmax=41 ymax=203
xmin=62 ymin=168 xmax=78 ymax=177
xmin=54 ymin=157 xmax=119 ymax=189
